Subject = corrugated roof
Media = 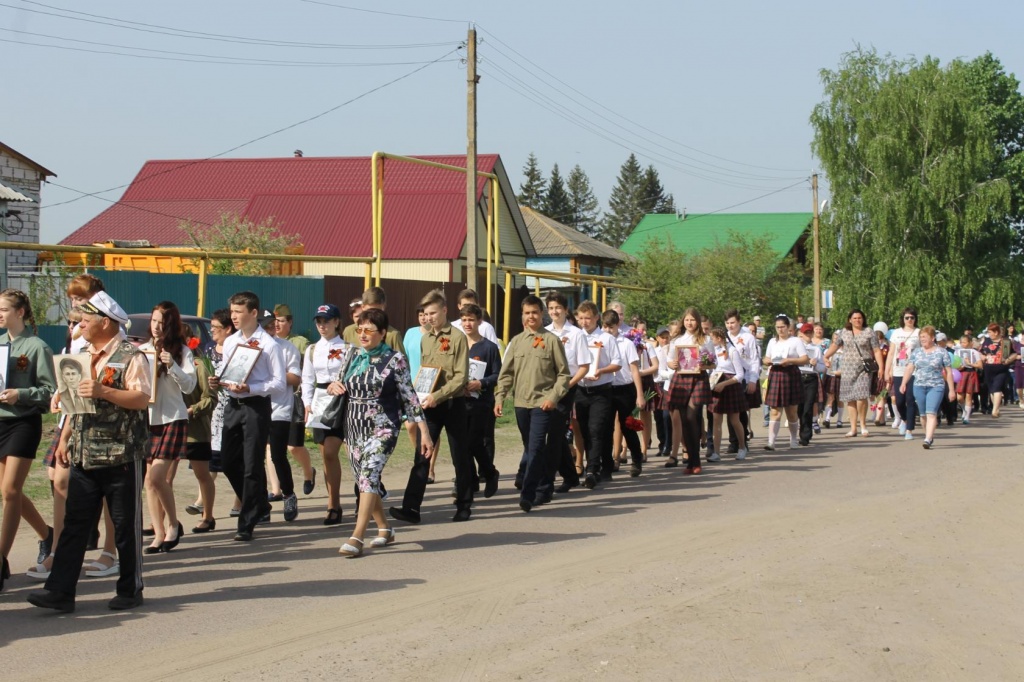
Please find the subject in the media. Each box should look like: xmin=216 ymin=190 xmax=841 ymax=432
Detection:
xmin=520 ymin=206 xmax=626 ymax=262
xmin=0 ymin=182 xmax=33 ymax=202
xmin=620 ymin=212 xmax=812 ymax=260
xmin=62 ymin=155 xmax=506 ymax=260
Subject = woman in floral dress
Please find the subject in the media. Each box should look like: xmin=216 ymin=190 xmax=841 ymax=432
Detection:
xmin=824 ymin=309 xmax=883 ymax=438
xmin=338 ymin=308 xmax=431 ymax=558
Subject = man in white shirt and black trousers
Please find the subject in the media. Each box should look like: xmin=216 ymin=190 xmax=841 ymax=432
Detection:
xmin=209 ymin=292 xmax=286 ymax=541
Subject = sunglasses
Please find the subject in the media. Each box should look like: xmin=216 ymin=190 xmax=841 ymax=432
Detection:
xmin=904 ymin=315 xmax=916 ymax=320
xmin=356 ymin=327 xmax=380 ymax=335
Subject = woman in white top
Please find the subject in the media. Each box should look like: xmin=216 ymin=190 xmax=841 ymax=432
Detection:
xmin=884 ymin=307 xmax=921 ymax=434
xmin=140 ymin=301 xmax=196 ymax=553
xmin=708 ymin=328 xmax=748 ymax=459
xmin=301 ymin=304 xmax=352 ymax=526
xmin=652 ymin=325 xmax=674 ymax=456
xmin=761 ymin=314 xmax=809 ymax=450
xmin=665 ymin=308 xmax=715 ymax=474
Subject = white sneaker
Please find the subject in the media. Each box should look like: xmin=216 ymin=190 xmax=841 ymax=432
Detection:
xmin=790 ymin=437 xmax=800 ymax=449
xmin=904 ymin=432 xmax=914 ymax=440
xmin=708 ymin=451 xmax=721 ymax=462
xmin=898 ymin=423 xmax=908 ymax=435
xmin=892 ymin=417 xmax=902 ymax=430
xmin=736 ymin=448 xmax=748 ymax=460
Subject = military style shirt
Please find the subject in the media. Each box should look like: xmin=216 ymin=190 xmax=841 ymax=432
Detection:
xmin=495 ymin=327 xmax=571 ymax=408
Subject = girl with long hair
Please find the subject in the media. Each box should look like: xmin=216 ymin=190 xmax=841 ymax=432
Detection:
xmin=665 ymin=307 xmax=714 ymax=474
xmin=762 ymin=314 xmax=809 ymax=450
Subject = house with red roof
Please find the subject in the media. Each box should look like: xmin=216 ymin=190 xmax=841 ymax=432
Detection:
xmin=61 ymin=153 xmax=534 ymax=283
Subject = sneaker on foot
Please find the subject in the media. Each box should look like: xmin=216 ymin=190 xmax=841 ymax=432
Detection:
xmin=708 ymin=451 xmax=721 ymax=462
xmin=790 ymin=437 xmax=800 ymax=449
xmin=898 ymin=423 xmax=908 ymax=436
xmin=812 ymin=423 xmax=821 ymax=434
xmin=904 ymin=432 xmax=914 ymax=440
xmin=283 ymin=493 xmax=299 ymax=522
xmin=736 ymin=448 xmax=748 ymax=460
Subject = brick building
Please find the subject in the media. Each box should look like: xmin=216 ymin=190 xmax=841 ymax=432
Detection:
xmin=0 ymin=142 xmax=55 ymax=285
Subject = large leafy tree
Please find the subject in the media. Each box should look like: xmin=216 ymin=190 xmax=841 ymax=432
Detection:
xmin=517 ymin=153 xmax=546 ymax=210
xmin=543 ymin=163 xmax=572 ymax=223
xmin=180 ymin=213 xmax=299 ymax=275
xmin=600 ymin=153 xmax=646 ymax=246
xmin=565 ymin=164 xmax=601 ymax=237
xmin=614 ymin=232 xmax=806 ymax=327
xmin=810 ymin=48 xmax=1024 ymax=331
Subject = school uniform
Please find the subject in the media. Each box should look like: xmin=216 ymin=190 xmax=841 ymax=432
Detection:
xmin=610 ymin=336 xmax=644 ymax=472
xmin=539 ymin=321 xmax=591 ymax=493
xmin=798 ymin=343 xmax=825 ymax=444
xmin=764 ymin=337 xmax=807 ymax=408
xmin=267 ymin=336 xmax=302 ymax=501
xmin=465 ymin=336 xmax=501 ymax=492
xmin=727 ymin=329 xmax=759 ymax=449
xmin=301 ymin=335 xmax=352 ymax=443
xmin=667 ymin=332 xmax=713 ymax=470
xmin=710 ymin=344 xmax=746 ymax=415
xmin=574 ymin=326 xmax=621 ymax=484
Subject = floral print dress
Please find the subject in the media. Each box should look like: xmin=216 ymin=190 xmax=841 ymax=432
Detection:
xmin=343 ymin=348 xmax=424 ymax=496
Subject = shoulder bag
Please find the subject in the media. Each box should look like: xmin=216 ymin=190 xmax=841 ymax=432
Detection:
xmin=852 ymin=331 xmax=879 ymax=374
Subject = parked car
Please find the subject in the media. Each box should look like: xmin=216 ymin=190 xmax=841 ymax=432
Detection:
xmin=126 ymin=313 xmax=213 ymax=349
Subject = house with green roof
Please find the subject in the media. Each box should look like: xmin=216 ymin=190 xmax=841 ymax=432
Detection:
xmin=620 ymin=212 xmax=813 ymax=264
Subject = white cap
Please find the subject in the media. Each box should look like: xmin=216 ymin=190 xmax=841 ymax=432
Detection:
xmin=936 ymin=331 xmax=947 ymax=342
xmin=872 ymin=321 xmax=889 ymax=334
xmin=79 ymin=291 xmax=129 ymax=326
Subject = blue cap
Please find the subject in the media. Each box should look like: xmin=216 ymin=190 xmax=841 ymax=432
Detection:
xmin=313 ymin=303 xmax=341 ymax=320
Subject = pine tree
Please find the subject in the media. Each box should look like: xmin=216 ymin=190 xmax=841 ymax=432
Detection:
xmin=599 ymin=154 xmax=646 ymax=246
xmin=543 ymin=164 xmax=572 ymax=223
xmin=566 ymin=164 xmax=601 ymax=238
xmin=640 ymin=165 xmax=677 ymax=214
xmin=517 ymin=153 xmax=546 ymax=210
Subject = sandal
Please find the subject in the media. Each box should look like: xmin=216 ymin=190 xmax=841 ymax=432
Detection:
xmin=185 ymin=503 xmax=203 ymax=516
xmin=860 ymin=429 xmax=870 ymax=437
xmin=84 ymin=551 xmax=119 ymax=578
xmin=192 ymin=519 xmax=216 ymax=533
xmin=339 ymin=537 xmax=363 ymax=558
xmin=843 ymin=430 xmax=857 ymax=438
xmin=370 ymin=527 xmax=396 ymax=548
xmin=323 ymin=508 xmax=342 ymax=526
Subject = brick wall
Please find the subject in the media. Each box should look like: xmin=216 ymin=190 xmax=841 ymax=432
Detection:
xmin=0 ymin=152 xmax=43 ymax=277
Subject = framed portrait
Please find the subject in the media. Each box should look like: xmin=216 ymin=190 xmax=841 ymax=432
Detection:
xmin=219 ymin=345 xmax=262 ymax=386
xmin=0 ymin=343 xmax=9 ymax=392
xmin=674 ymin=344 xmax=701 ymax=374
xmin=413 ymin=365 xmax=441 ymax=402
xmin=141 ymin=351 xmax=161 ymax=403
xmin=54 ymin=353 xmax=96 ymax=415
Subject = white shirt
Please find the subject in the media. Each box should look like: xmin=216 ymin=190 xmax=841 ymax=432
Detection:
xmin=580 ymin=327 xmax=621 ymax=388
xmin=612 ymin=336 xmax=639 ymax=386
xmin=765 ymin=336 xmax=808 ymax=363
xmin=712 ymin=343 xmax=743 ymax=376
xmin=890 ymin=328 xmax=921 ymax=377
xmin=655 ymin=343 xmax=673 ymax=389
xmin=727 ymin=328 xmax=760 ymax=384
xmin=271 ymin=337 xmax=301 ymax=421
xmin=546 ymin=321 xmax=591 ymax=377
xmin=452 ymin=318 xmax=498 ymax=344
xmin=220 ymin=325 xmax=286 ymax=398
xmin=301 ymin=335 xmax=352 ymax=407
xmin=139 ymin=341 xmax=197 ymax=425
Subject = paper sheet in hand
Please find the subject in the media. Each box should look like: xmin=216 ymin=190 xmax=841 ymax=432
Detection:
xmin=305 ymin=387 xmax=333 ymax=430
xmin=586 ymin=344 xmax=603 ymax=380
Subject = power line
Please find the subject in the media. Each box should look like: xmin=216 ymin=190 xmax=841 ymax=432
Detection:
xmin=476 ymin=24 xmax=808 ymax=175
xmin=40 ymin=46 xmax=462 ymax=211
xmin=0 ymin=34 xmax=462 ymax=67
xmin=5 ymin=0 xmax=458 ymax=49
xmin=298 ymin=0 xmax=467 ymax=24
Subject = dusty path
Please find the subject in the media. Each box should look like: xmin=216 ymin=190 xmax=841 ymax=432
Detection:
xmin=2 ymin=412 xmax=1023 ymax=681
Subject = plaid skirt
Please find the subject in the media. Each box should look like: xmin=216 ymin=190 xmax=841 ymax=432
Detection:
xmin=711 ymin=375 xmax=746 ymax=414
xmin=816 ymin=375 xmax=825 ymax=403
xmin=44 ymin=420 xmax=63 ymax=468
xmin=668 ymin=372 xmax=711 ymax=409
xmin=956 ymin=370 xmax=979 ymax=395
xmin=824 ymin=374 xmax=841 ymax=397
xmin=149 ymin=419 xmax=188 ymax=461
xmin=746 ymin=381 xmax=762 ymax=408
xmin=765 ymin=365 xmax=802 ymax=407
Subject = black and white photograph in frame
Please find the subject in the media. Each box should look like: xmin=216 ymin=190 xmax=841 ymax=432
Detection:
xmin=54 ymin=353 xmax=96 ymax=415
xmin=219 ymin=344 xmax=262 ymax=386
xmin=413 ymin=365 xmax=440 ymax=402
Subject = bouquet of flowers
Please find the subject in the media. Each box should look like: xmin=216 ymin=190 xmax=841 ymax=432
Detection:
xmin=698 ymin=347 xmax=715 ymax=367
xmin=624 ymin=415 xmax=644 ymax=431
xmin=624 ymin=328 xmax=647 ymax=352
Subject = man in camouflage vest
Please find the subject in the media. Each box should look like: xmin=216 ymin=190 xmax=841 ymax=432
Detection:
xmin=28 ymin=291 xmax=152 ymax=614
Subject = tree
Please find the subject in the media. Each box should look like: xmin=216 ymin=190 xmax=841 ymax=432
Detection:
xmin=517 ymin=153 xmax=546 ymax=210
xmin=810 ymin=48 xmax=1024 ymax=331
xmin=565 ymin=164 xmax=601 ymax=237
xmin=180 ymin=212 xmax=300 ymax=275
xmin=614 ymin=231 xmax=807 ymax=327
xmin=600 ymin=153 xmax=646 ymax=246
xmin=640 ymin=165 xmax=676 ymax=215
xmin=543 ymin=163 xmax=572 ymax=223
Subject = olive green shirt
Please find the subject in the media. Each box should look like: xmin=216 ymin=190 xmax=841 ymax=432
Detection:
xmin=495 ymin=328 xmax=571 ymax=408
xmin=184 ymin=357 xmax=217 ymax=443
xmin=0 ymin=330 xmax=56 ymax=419
xmin=420 ymin=323 xmax=468 ymax=404
xmin=343 ymin=324 xmax=406 ymax=354
xmin=286 ymin=333 xmax=310 ymax=361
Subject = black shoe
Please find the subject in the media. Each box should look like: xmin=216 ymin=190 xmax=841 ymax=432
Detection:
xmin=267 ymin=492 xmax=283 ymax=502
xmin=257 ymin=506 xmax=272 ymax=524
xmin=513 ymin=476 xmax=523 ymax=490
xmin=323 ymin=508 xmax=343 ymax=526
xmin=453 ymin=508 xmax=472 ymax=522
xmin=519 ymin=499 xmax=533 ymax=513
xmin=583 ymin=474 xmax=598 ymax=489
xmin=233 ymin=531 xmax=253 ymax=542
xmin=37 ymin=526 xmax=53 ymax=566
xmin=629 ymin=464 xmax=642 ymax=478
xmin=27 ymin=589 xmax=75 ymax=613
xmin=191 ymin=519 xmax=216 ymax=533
xmin=799 ymin=438 xmax=810 ymax=446
xmin=0 ymin=555 xmax=9 ymax=592
xmin=484 ymin=470 xmax=500 ymax=498
xmin=533 ymin=492 xmax=553 ymax=506
xmin=142 ymin=526 xmax=156 ymax=538
xmin=144 ymin=545 xmax=164 ymax=555
xmin=389 ymin=507 xmax=421 ymax=524
xmin=108 ymin=593 xmax=143 ymax=611
xmin=726 ymin=445 xmax=739 ymax=454
xmin=303 ymin=468 xmax=317 ymax=496
xmin=555 ymin=482 xmax=576 ymax=494
xmin=601 ymin=471 xmax=613 ymax=482
xmin=161 ymin=522 xmax=184 ymax=552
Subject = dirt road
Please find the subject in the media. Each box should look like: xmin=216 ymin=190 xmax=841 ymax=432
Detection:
xmin=2 ymin=413 xmax=1022 ymax=681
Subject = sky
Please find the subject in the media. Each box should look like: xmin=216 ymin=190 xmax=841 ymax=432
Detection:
xmin=4 ymin=0 xmax=1024 ymax=245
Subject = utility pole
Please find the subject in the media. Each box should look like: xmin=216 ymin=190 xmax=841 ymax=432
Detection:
xmin=465 ymin=26 xmax=478 ymax=290
xmin=812 ymin=173 xmax=821 ymax=321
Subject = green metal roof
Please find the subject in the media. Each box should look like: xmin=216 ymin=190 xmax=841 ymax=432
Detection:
xmin=620 ymin=212 xmax=813 ymax=260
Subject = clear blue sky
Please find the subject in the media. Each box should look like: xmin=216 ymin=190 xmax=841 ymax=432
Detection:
xmin=4 ymin=0 xmax=1022 ymax=244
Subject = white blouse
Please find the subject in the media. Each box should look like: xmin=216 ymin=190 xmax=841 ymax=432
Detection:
xmin=301 ymin=335 xmax=352 ymax=407
xmin=765 ymin=336 xmax=808 ymax=363
xmin=612 ymin=337 xmax=639 ymax=386
xmin=713 ymin=343 xmax=743 ymax=376
xmin=139 ymin=341 xmax=196 ymax=425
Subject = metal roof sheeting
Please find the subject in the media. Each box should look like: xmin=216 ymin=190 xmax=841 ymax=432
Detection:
xmin=520 ymin=206 xmax=626 ymax=261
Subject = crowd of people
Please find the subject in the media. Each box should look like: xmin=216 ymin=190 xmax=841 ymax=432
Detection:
xmin=0 ymin=274 xmax=1019 ymax=613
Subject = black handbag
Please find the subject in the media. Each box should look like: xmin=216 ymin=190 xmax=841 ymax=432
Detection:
xmin=319 ymin=393 xmax=348 ymax=436
xmin=852 ymin=331 xmax=879 ymax=374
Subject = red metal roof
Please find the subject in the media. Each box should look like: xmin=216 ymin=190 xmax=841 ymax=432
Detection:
xmin=63 ymin=155 xmax=499 ymax=260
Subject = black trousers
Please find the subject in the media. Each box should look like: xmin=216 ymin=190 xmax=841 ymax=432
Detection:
xmin=574 ymin=385 xmax=615 ymax=477
xmin=515 ymin=406 xmax=561 ymax=502
xmin=47 ymin=461 xmax=143 ymax=599
xmin=611 ymin=384 xmax=643 ymax=465
xmin=799 ymin=373 xmax=819 ymax=443
xmin=655 ymin=407 xmax=671 ymax=452
xmin=401 ymin=398 xmax=474 ymax=513
xmin=268 ymin=420 xmax=295 ymax=497
xmin=465 ymin=399 xmax=497 ymax=483
xmin=222 ymin=395 xmax=272 ymax=533
xmin=545 ymin=387 xmax=579 ymax=492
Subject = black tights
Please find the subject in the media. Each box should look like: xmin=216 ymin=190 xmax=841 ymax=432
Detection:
xmin=682 ymin=403 xmax=703 ymax=468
